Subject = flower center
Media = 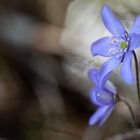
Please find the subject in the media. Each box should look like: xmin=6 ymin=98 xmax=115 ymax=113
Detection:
xmin=120 ymin=41 xmax=128 ymax=49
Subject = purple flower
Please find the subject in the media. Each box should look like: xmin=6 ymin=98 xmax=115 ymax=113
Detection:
xmin=88 ymin=68 xmax=117 ymax=127
xmin=91 ymin=5 xmax=140 ymax=84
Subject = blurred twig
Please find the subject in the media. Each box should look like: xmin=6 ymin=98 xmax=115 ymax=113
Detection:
xmin=46 ymin=126 xmax=82 ymax=138
xmin=107 ymin=129 xmax=140 ymax=140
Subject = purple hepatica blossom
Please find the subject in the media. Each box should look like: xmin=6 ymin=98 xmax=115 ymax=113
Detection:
xmin=91 ymin=5 xmax=140 ymax=84
xmin=88 ymin=68 xmax=117 ymax=127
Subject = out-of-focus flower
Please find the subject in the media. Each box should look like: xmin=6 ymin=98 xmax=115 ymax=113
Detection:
xmin=91 ymin=5 xmax=140 ymax=84
xmin=88 ymin=68 xmax=117 ymax=127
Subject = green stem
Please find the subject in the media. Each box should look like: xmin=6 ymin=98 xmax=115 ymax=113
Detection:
xmin=133 ymin=51 xmax=140 ymax=104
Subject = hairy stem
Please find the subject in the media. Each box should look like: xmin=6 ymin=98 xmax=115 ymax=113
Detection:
xmin=133 ymin=51 xmax=140 ymax=104
xmin=116 ymin=95 xmax=138 ymax=129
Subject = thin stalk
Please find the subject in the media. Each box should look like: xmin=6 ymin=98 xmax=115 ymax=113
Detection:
xmin=133 ymin=51 xmax=140 ymax=104
xmin=116 ymin=95 xmax=138 ymax=129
